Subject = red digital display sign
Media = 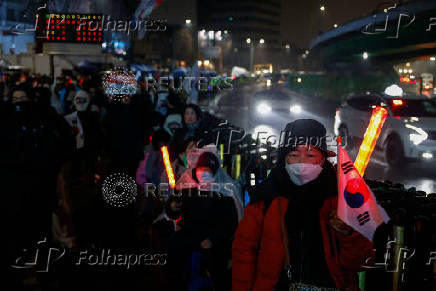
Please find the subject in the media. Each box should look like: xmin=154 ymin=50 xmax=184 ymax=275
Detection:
xmin=35 ymin=13 xmax=103 ymax=43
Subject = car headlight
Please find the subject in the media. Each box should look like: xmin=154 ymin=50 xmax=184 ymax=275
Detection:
xmin=405 ymin=124 xmax=428 ymax=145
xmin=257 ymin=103 xmax=271 ymax=114
xmin=290 ymin=105 xmax=302 ymax=114
xmin=422 ymin=152 xmax=433 ymax=159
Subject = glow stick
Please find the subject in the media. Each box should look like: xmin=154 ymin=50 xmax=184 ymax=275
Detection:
xmin=354 ymin=106 xmax=388 ymax=176
xmin=235 ymin=154 xmax=241 ymax=179
xmin=220 ymin=144 xmax=224 ymax=167
xmin=161 ymin=146 xmax=176 ymax=188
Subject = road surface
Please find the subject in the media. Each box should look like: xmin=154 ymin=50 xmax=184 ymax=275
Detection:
xmin=202 ymin=82 xmax=436 ymax=194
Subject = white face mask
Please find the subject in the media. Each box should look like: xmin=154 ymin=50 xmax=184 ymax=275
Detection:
xmin=285 ymin=163 xmax=323 ymax=186
xmin=74 ymin=99 xmax=89 ymax=112
xmin=196 ymin=169 xmax=215 ymax=184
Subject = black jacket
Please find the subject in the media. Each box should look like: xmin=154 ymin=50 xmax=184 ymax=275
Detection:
xmin=102 ymin=94 xmax=152 ymax=175
xmin=178 ymin=188 xmax=238 ymax=250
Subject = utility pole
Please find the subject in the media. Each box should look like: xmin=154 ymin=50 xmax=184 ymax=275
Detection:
xmin=249 ymin=45 xmax=254 ymax=73
xmin=318 ymin=0 xmax=321 ymax=36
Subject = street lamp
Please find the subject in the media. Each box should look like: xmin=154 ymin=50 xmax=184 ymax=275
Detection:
xmin=363 ymin=52 xmax=369 ymax=59
xmin=318 ymin=2 xmax=325 ymax=35
xmin=183 ymin=19 xmax=197 ymax=68
xmin=247 ymin=38 xmax=255 ymax=73
xmin=334 ymin=24 xmax=338 ymax=28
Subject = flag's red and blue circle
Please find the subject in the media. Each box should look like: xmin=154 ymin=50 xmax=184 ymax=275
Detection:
xmin=344 ymin=178 xmax=369 ymax=208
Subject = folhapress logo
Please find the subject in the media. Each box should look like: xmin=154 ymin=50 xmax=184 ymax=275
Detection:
xmin=361 ymin=4 xmax=415 ymax=39
xmin=11 ymin=238 xmax=65 ymax=273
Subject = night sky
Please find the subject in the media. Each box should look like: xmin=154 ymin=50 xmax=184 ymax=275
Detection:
xmin=280 ymin=0 xmax=413 ymax=49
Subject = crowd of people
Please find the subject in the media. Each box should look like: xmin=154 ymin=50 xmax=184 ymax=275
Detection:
xmin=1 ymin=70 xmax=242 ymax=290
xmin=2 ymin=70 xmax=373 ymax=291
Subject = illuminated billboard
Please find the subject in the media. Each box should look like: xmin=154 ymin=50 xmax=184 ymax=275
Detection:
xmin=35 ymin=13 xmax=103 ymax=43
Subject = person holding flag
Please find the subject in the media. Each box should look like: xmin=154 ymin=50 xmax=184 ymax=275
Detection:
xmin=337 ymin=106 xmax=390 ymax=242
xmin=232 ymin=119 xmax=374 ymax=291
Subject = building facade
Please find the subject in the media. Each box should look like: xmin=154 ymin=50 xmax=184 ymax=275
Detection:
xmin=0 ymin=0 xmax=35 ymax=55
xmin=197 ymin=0 xmax=289 ymax=72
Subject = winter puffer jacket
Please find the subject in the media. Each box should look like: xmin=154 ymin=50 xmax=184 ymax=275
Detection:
xmin=232 ymin=163 xmax=374 ymax=291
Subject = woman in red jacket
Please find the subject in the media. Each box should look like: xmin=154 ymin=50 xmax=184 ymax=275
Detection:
xmin=232 ymin=119 xmax=374 ymax=291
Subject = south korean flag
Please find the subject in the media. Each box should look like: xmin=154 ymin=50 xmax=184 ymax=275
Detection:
xmin=337 ymin=146 xmax=390 ymax=241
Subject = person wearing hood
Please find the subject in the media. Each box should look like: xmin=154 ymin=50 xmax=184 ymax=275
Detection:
xmin=163 ymin=113 xmax=182 ymax=137
xmin=64 ymin=90 xmax=103 ymax=173
xmin=63 ymin=90 xmax=103 ymax=245
xmin=150 ymin=197 xmax=184 ymax=291
xmin=1 ymin=83 xmax=75 ymax=289
xmin=64 ymin=90 xmax=102 ymax=154
xmin=169 ymin=104 xmax=203 ymax=160
xmin=172 ymin=151 xmax=239 ymax=291
xmin=232 ymin=119 xmax=374 ymax=291
xmin=176 ymin=143 xmax=244 ymax=220
xmin=182 ymin=103 xmax=202 ymax=139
